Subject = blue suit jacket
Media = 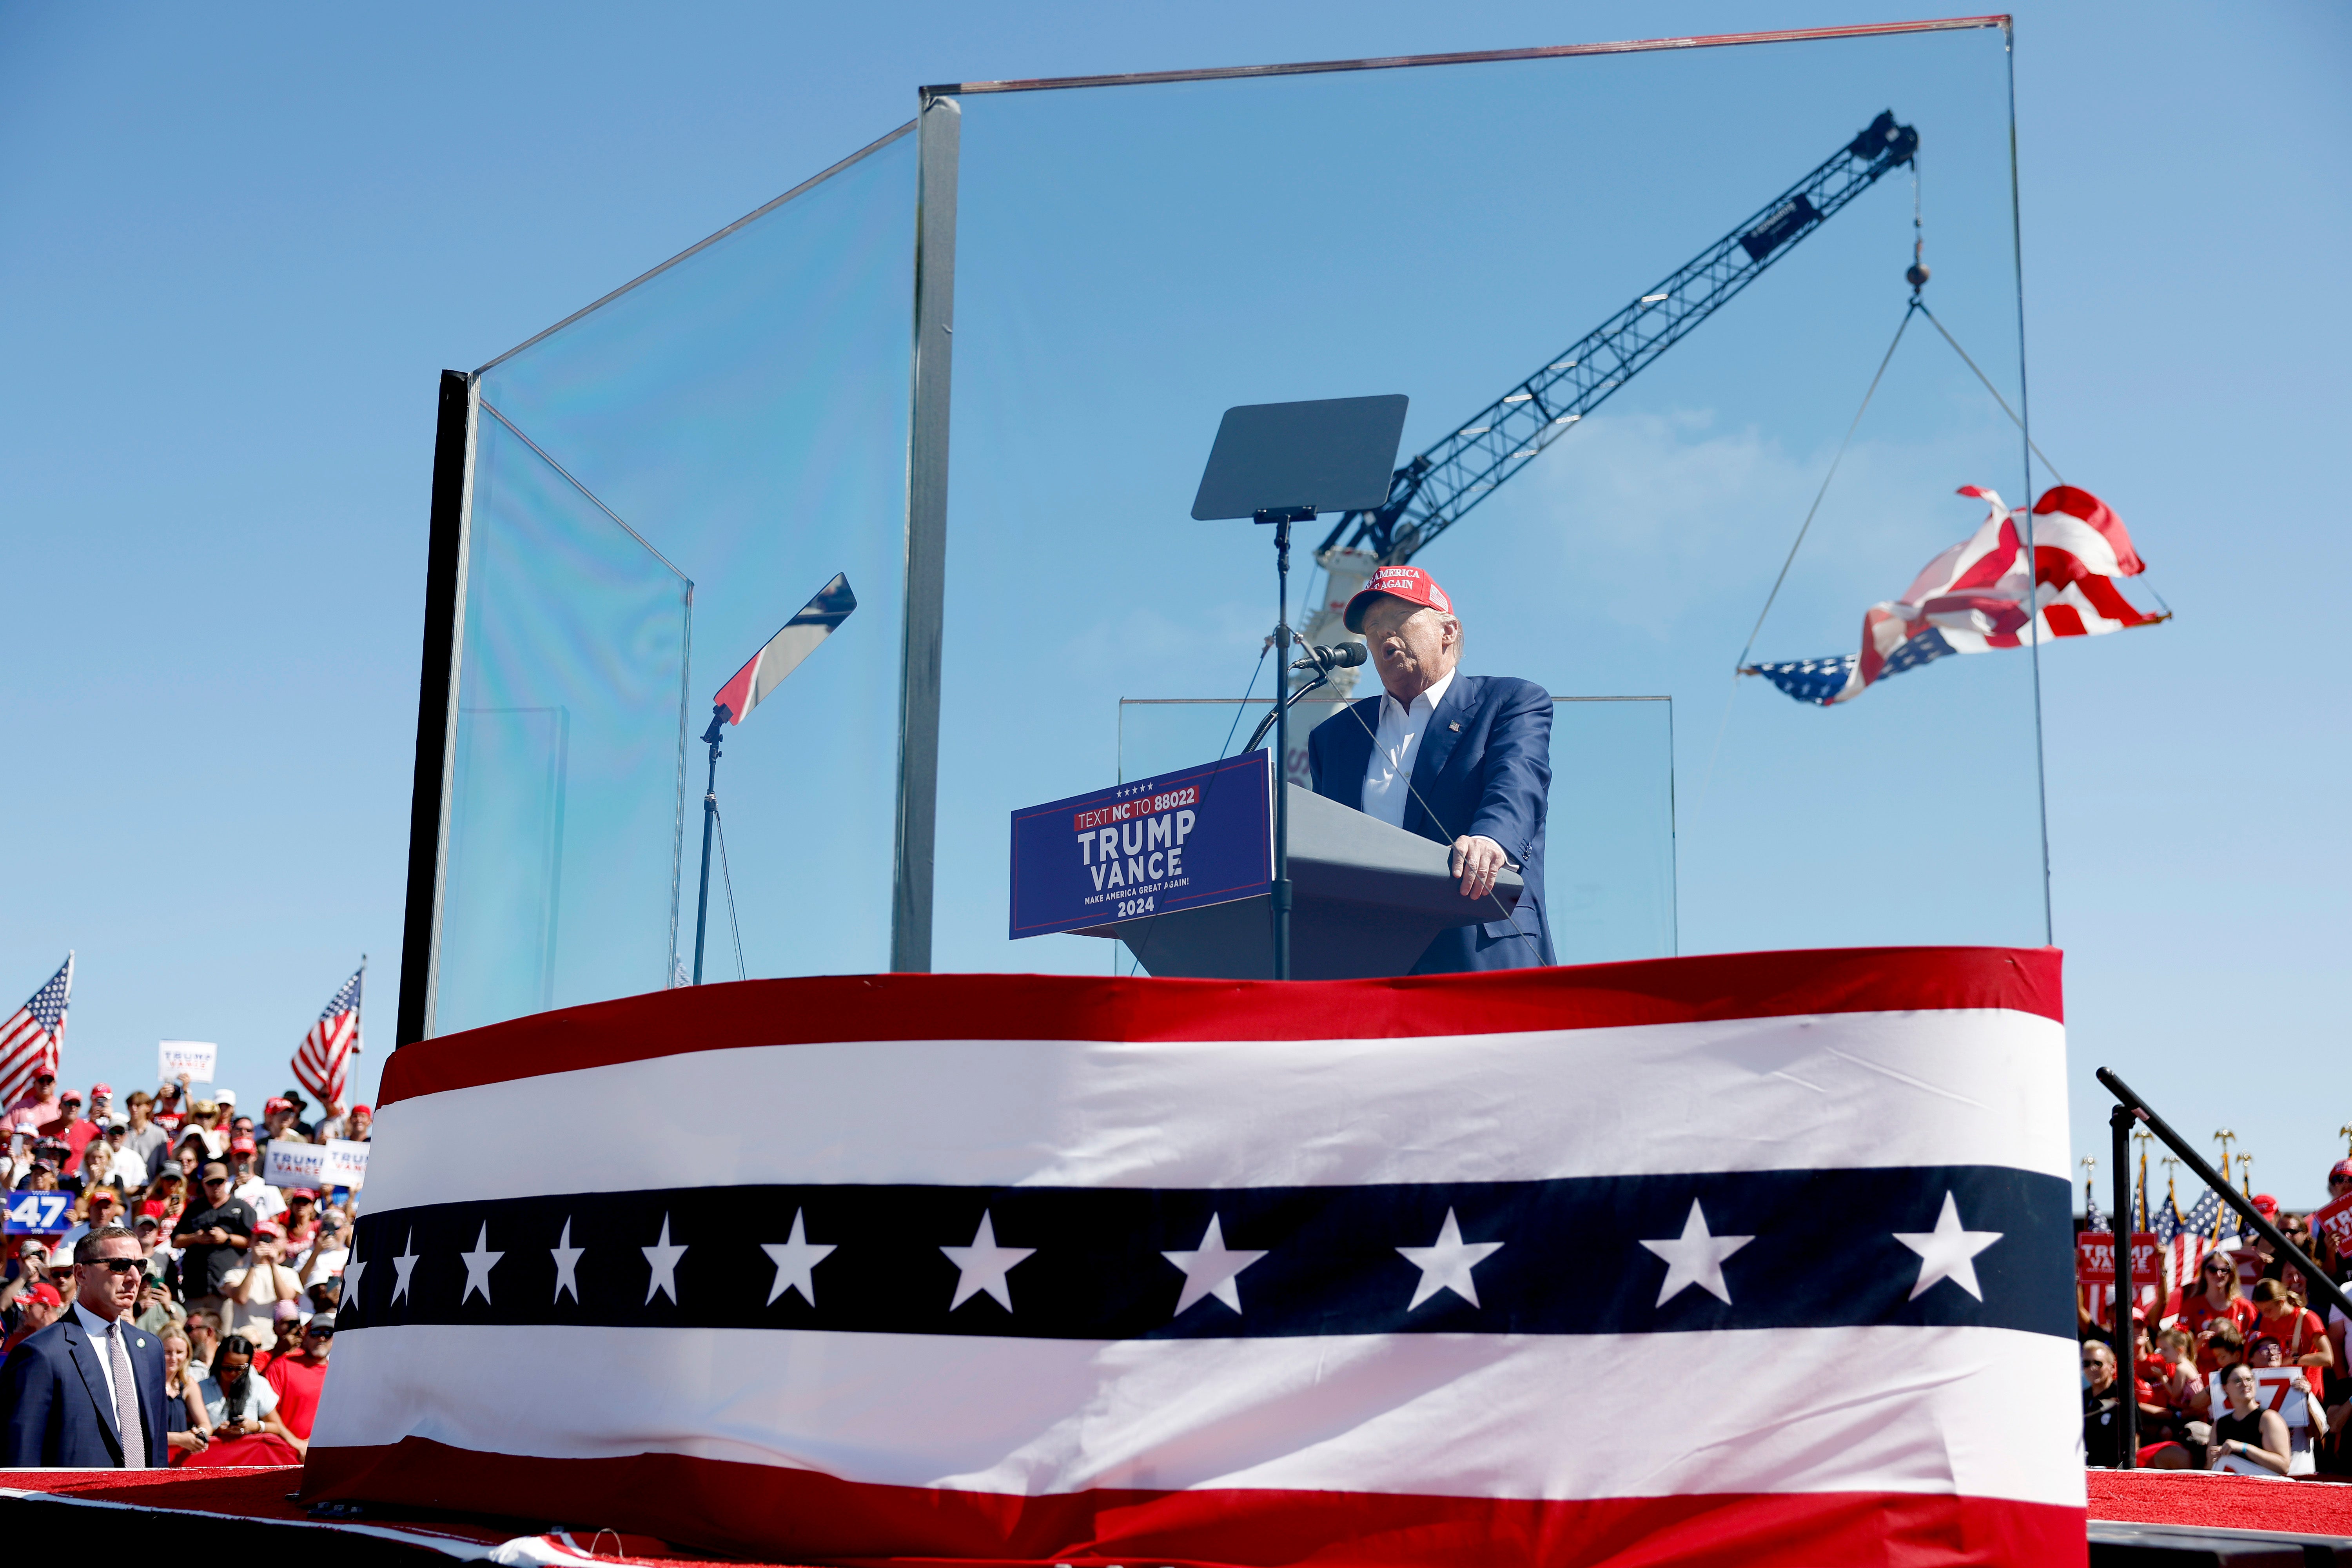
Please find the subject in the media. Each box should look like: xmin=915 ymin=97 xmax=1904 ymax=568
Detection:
xmin=0 ymin=1308 xmax=171 ymax=1467
xmin=1306 ymin=672 xmax=1555 ymax=973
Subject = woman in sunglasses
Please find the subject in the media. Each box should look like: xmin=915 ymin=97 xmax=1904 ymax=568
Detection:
xmin=2181 ymin=1249 xmax=2259 ymax=1374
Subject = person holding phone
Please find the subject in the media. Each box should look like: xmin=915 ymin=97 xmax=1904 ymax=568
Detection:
xmin=2211 ymin=1363 xmax=2295 ymax=1477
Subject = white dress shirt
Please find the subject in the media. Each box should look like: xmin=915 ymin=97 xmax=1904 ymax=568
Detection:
xmin=69 ymin=1299 xmax=134 ymax=1412
xmin=1361 ymin=668 xmax=1457 ymax=829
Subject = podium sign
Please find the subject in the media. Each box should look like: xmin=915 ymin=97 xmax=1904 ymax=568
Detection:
xmin=1010 ymin=753 xmax=1270 ymax=939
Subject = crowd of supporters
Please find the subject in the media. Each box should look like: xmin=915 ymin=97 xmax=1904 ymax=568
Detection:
xmin=0 ymin=1072 xmax=367 ymax=1465
xmin=2083 ymin=1158 xmax=2352 ymax=1477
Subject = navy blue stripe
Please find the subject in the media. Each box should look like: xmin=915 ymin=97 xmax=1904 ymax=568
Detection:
xmin=341 ymin=1166 xmax=2073 ymax=1341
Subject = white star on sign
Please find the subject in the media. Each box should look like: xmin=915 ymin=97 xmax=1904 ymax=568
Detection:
xmin=1894 ymin=1191 xmax=2002 ymax=1301
xmin=459 ymin=1222 xmax=504 ymax=1305
xmin=1161 ymin=1213 xmax=1269 ymax=1317
xmin=1639 ymin=1199 xmax=1753 ymax=1307
xmin=550 ymin=1217 xmax=584 ymax=1304
xmin=941 ymin=1210 xmax=1033 ymax=1312
xmin=390 ymin=1231 xmax=419 ymax=1305
xmin=1396 ymin=1207 xmax=1504 ymax=1310
xmin=763 ymin=1208 xmax=836 ymax=1307
xmin=342 ymin=1256 xmax=366 ymax=1308
xmin=642 ymin=1214 xmax=687 ymax=1305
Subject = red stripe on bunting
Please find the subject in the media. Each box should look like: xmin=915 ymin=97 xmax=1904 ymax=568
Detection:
xmin=380 ymin=946 xmax=2062 ymax=1107
xmin=301 ymin=1438 xmax=2084 ymax=1567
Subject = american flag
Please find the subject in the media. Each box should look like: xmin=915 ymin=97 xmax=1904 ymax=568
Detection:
xmin=1748 ymin=485 xmax=2167 ymax=705
xmin=293 ymin=963 xmax=364 ymax=1110
xmin=2085 ymin=1188 xmax=2109 ymax=1232
xmin=305 ymin=948 xmax=2084 ymax=1564
xmin=0 ymin=955 xmax=73 ymax=1111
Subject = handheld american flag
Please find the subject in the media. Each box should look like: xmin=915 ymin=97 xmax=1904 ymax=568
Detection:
xmin=0 ymin=955 xmax=72 ymax=1110
xmin=1748 ymin=485 xmax=2165 ymax=705
xmin=294 ymin=963 xmax=364 ymax=1111
xmin=306 ymin=948 xmax=2082 ymax=1565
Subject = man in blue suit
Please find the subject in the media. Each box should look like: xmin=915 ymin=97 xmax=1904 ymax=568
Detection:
xmin=1 ymin=1224 xmax=170 ymax=1467
xmin=1306 ymin=565 xmax=1555 ymax=974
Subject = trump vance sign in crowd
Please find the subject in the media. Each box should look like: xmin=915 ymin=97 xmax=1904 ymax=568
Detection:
xmin=304 ymin=948 xmax=2080 ymax=1566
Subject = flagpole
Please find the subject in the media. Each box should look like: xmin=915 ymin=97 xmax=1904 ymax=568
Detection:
xmin=691 ymin=705 xmax=726 ymax=985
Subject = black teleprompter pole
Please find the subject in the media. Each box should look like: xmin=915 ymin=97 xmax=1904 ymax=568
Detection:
xmin=691 ymin=705 xmax=726 ymax=985
xmin=2108 ymin=1103 xmax=2137 ymax=1468
xmin=1260 ymin=507 xmax=1312 ymax=981
xmin=2096 ymin=1068 xmax=2352 ymax=1325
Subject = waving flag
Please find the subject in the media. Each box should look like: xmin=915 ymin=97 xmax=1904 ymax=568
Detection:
xmin=1748 ymin=485 xmax=2165 ymax=705
xmin=0 ymin=955 xmax=73 ymax=1110
xmin=712 ymin=573 xmax=856 ymax=726
xmin=294 ymin=963 xmax=364 ymax=1110
xmin=306 ymin=949 xmax=2080 ymax=1566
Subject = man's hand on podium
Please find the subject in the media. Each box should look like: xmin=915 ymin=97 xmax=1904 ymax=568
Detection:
xmin=1449 ymin=835 xmax=1508 ymax=901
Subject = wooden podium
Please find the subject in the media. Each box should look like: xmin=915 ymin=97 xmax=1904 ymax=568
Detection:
xmin=1072 ymin=783 xmax=1524 ymax=979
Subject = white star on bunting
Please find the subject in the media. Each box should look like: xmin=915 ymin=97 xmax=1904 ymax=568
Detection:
xmin=1893 ymin=1191 xmax=2003 ymax=1301
xmin=390 ymin=1231 xmax=420 ymax=1305
xmin=1639 ymin=1199 xmax=1753 ymax=1306
xmin=941 ymin=1210 xmax=1033 ymax=1312
xmin=459 ymin=1223 xmax=503 ymax=1305
xmin=1396 ymin=1207 xmax=1504 ymax=1310
xmin=763 ymin=1208 xmax=836 ymax=1307
xmin=1161 ymin=1213 xmax=1269 ymax=1316
xmin=642 ymin=1214 xmax=688 ymax=1305
xmin=550 ymin=1217 xmax=584 ymax=1304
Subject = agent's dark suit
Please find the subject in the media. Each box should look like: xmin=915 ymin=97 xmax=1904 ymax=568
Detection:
xmin=1307 ymin=672 xmax=1555 ymax=973
xmin=0 ymin=1305 xmax=171 ymax=1467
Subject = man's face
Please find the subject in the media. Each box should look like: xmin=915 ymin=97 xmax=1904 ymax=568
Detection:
xmin=86 ymin=1194 xmax=118 ymax=1228
xmin=352 ymin=1111 xmax=370 ymax=1135
xmin=1359 ymin=597 xmax=1458 ymax=702
xmin=201 ymin=1173 xmax=232 ymax=1208
xmin=2082 ymin=1343 xmax=2116 ymax=1393
xmin=76 ymin=1237 xmax=143 ymax=1319
xmin=299 ymin=1325 xmax=333 ymax=1362
xmin=88 ymin=1095 xmax=109 ymax=1119
xmin=31 ymin=1074 xmax=53 ymax=1098
xmin=231 ymin=1117 xmax=253 ymax=1139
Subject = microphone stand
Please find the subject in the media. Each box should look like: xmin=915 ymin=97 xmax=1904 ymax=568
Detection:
xmin=1242 ymin=659 xmax=1342 ymax=756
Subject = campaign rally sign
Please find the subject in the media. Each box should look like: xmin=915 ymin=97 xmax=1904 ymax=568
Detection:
xmin=2075 ymin=1232 xmax=2160 ymax=1284
xmin=323 ymin=1137 xmax=371 ymax=1190
xmin=4 ymin=1191 xmax=73 ymax=1235
xmin=265 ymin=1138 xmax=331 ymax=1189
xmin=1008 ymin=751 xmax=1270 ymax=939
xmin=2312 ymin=1190 xmax=2352 ymax=1255
xmin=159 ymin=1039 xmax=217 ymax=1082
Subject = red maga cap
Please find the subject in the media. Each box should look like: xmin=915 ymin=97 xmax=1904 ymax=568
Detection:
xmin=1343 ymin=566 xmax=1455 ymax=633
xmin=2330 ymin=1159 xmax=2352 ymax=1181
xmin=2252 ymin=1193 xmax=2278 ymax=1216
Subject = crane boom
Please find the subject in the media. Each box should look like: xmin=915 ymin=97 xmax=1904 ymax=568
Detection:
xmin=1320 ymin=110 xmax=1920 ymax=567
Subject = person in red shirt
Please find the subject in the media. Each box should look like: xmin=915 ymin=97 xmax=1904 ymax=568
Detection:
xmin=2249 ymin=1277 xmax=2334 ymax=1381
xmin=2180 ymin=1250 xmax=2259 ymax=1372
xmin=263 ymin=1313 xmax=334 ymax=1440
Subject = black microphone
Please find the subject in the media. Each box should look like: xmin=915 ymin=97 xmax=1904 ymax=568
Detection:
xmin=1290 ymin=642 xmax=1369 ymax=673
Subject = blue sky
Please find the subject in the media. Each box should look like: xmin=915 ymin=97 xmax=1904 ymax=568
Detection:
xmin=1 ymin=3 xmax=2344 ymax=1206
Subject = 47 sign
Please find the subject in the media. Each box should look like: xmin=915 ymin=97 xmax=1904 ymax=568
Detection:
xmin=4 ymin=1191 xmax=71 ymax=1234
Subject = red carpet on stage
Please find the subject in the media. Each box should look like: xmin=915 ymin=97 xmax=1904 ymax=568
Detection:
xmin=2087 ymin=1470 xmax=2352 ymax=1537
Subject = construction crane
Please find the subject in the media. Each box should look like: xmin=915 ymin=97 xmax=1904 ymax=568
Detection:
xmin=1292 ymin=111 xmax=1921 ymax=704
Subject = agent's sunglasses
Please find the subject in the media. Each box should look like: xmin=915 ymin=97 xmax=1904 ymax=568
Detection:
xmin=84 ymin=1258 xmax=142 ymax=1275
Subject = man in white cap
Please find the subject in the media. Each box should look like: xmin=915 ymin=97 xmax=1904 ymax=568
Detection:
xmin=1306 ymin=564 xmax=1555 ymax=973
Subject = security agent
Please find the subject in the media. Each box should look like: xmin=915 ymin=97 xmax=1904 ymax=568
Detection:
xmin=1306 ymin=566 xmax=1555 ymax=974
xmin=0 ymin=1224 xmax=171 ymax=1466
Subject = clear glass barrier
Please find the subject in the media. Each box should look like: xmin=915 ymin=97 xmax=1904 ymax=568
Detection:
xmin=437 ymin=128 xmax=916 ymax=1029
xmin=936 ymin=25 xmax=2035 ymax=972
xmin=1116 ymin=696 xmax=1675 ymax=975
xmin=437 ymin=412 xmax=690 ymax=1033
